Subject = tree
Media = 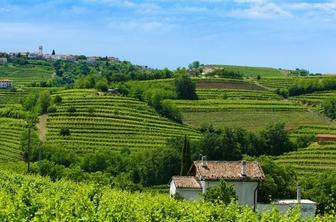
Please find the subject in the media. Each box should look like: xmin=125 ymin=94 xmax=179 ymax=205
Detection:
xmin=54 ymin=95 xmax=62 ymax=104
xmin=203 ymin=180 xmax=237 ymax=204
xmin=37 ymin=91 xmax=51 ymax=114
xmin=52 ymin=50 xmax=55 ymax=55
xmin=188 ymin=61 xmax=200 ymax=69
xmin=175 ymin=75 xmax=198 ymax=100
xmin=254 ymin=156 xmax=297 ymax=203
xmin=261 ymin=122 xmax=293 ymax=155
xmin=180 ymin=136 xmax=192 ymax=176
xmin=322 ymin=98 xmax=336 ymax=119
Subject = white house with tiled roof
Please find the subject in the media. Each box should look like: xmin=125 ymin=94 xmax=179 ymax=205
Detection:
xmin=170 ymin=159 xmax=265 ymax=207
xmin=0 ymin=79 xmax=13 ymax=88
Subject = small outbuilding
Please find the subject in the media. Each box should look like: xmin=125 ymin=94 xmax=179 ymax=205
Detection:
xmin=317 ymin=134 xmax=336 ymax=143
xmin=0 ymin=58 xmax=7 ymax=64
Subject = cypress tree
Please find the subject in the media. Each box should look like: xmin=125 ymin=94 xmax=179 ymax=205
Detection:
xmin=180 ymin=136 xmax=192 ymax=176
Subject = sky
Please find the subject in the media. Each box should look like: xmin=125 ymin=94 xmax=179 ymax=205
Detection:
xmin=0 ymin=0 xmax=336 ymax=73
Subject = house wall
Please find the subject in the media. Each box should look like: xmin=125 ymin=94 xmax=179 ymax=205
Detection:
xmin=169 ymin=181 xmax=202 ymax=200
xmin=258 ymin=203 xmax=316 ymax=218
xmin=204 ymin=181 xmax=258 ymax=206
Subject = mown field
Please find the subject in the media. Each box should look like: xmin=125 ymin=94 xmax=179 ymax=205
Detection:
xmin=45 ymin=89 xmax=200 ymax=153
xmin=276 ymin=142 xmax=336 ymax=177
xmin=0 ymin=118 xmax=26 ymax=162
xmin=0 ymin=63 xmax=53 ymax=86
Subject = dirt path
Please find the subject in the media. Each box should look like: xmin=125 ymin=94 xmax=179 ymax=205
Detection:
xmin=37 ymin=114 xmax=48 ymax=142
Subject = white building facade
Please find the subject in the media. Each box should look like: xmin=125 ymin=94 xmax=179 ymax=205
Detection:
xmin=0 ymin=80 xmax=13 ymax=88
xmin=170 ymin=160 xmax=265 ymax=207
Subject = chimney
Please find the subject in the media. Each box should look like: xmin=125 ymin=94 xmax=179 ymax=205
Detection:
xmin=201 ymin=155 xmax=207 ymax=167
xmin=241 ymin=161 xmax=247 ymax=177
xmin=297 ymin=186 xmax=301 ymax=204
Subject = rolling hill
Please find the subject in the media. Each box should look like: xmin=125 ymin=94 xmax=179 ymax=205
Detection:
xmin=276 ymin=142 xmax=336 ymax=177
xmin=0 ymin=62 xmax=53 ymax=86
xmin=44 ymin=89 xmax=200 ymax=153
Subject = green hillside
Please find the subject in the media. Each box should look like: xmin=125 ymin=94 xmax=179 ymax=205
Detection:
xmin=45 ymin=89 xmax=200 ymax=152
xmin=0 ymin=118 xmax=26 ymax=162
xmin=0 ymin=63 xmax=53 ymax=86
xmin=276 ymin=143 xmax=336 ymax=176
xmin=291 ymin=90 xmax=336 ymax=104
xmin=205 ymin=65 xmax=284 ymax=77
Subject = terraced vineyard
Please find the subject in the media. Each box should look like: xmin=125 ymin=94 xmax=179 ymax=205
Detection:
xmin=0 ymin=118 xmax=26 ymax=162
xmin=257 ymin=77 xmax=296 ymax=90
xmin=197 ymin=89 xmax=281 ymax=100
xmin=0 ymin=63 xmax=53 ymax=86
xmin=205 ymin=65 xmax=283 ymax=77
xmin=46 ymin=89 xmax=200 ymax=152
xmin=291 ymin=90 xmax=336 ymax=104
xmin=290 ymin=125 xmax=336 ymax=138
xmin=0 ymin=90 xmax=25 ymax=107
xmin=195 ymin=78 xmax=266 ymax=90
xmin=168 ymin=99 xmax=305 ymax=112
xmin=276 ymin=143 xmax=336 ymax=176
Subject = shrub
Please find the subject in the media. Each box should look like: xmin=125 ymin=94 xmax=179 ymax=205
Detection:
xmin=322 ymin=98 xmax=336 ymax=119
xmin=203 ymin=180 xmax=237 ymax=204
xmin=60 ymin=128 xmax=70 ymax=136
xmin=67 ymin=106 xmax=76 ymax=113
xmin=53 ymin=95 xmax=62 ymax=104
xmin=47 ymin=105 xmax=57 ymax=113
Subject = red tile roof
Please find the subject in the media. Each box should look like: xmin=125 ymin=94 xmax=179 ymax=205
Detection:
xmin=171 ymin=176 xmax=202 ymax=189
xmin=192 ymin=160 xmax=265 ymax=182
xmin=317 ymin=134 xmax=336 ymax=139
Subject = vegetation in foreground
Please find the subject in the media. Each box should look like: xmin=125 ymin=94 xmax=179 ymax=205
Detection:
xmin=0 ymin=169 xmax=335 ymax=221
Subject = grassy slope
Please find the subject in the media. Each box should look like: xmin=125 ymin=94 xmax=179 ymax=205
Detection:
xmin=45 ymin=89 xmax=200 ymax=153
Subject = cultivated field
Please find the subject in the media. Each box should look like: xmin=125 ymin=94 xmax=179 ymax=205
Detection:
xmin=0 ymin=63 xmax=53 ymax=86
xmin=0 ymin=118 xmax=26 ymax=162
xmin=45 ymin=89 xmax=200 ymax=152
xmin=276 ymin=142 xmax=336 ymax=176
xmin=205 ymin=65 xmax=284 ymax=77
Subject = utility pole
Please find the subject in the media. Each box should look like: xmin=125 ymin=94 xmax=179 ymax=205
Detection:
xmin=26 ymin=126 xmax=31 ymax=172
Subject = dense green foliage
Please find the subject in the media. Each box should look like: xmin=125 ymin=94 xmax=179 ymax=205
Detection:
xmin=322 ymin=98 xmax=336 ymax=119
xmin=287 ymin=78 xmax=336 ymax=96
xmin=253 ymin=156 xmax=297 ymax=203
xmin=175 ymin=75 xmax=198 ymax=100
xmin=203 ymin=180 xmax=237 ymax=204
xmin=2 ymin=168 xmax=334 ymax=221
xmin=196 ymin=123 xmax=294 ymax=160
xmin=206 ymin=69 xmax=243 ymax=79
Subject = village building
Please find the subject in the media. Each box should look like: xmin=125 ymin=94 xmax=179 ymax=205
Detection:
xmin=316 ymin=134 xmax=336 ymax=143
xmin=170 ymin=160 xmax=265 ymax=207
xmin=0 ymin=79 xmax=13 ymax=88
xmin=0 ymin=58 xmax=7 ymax=64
